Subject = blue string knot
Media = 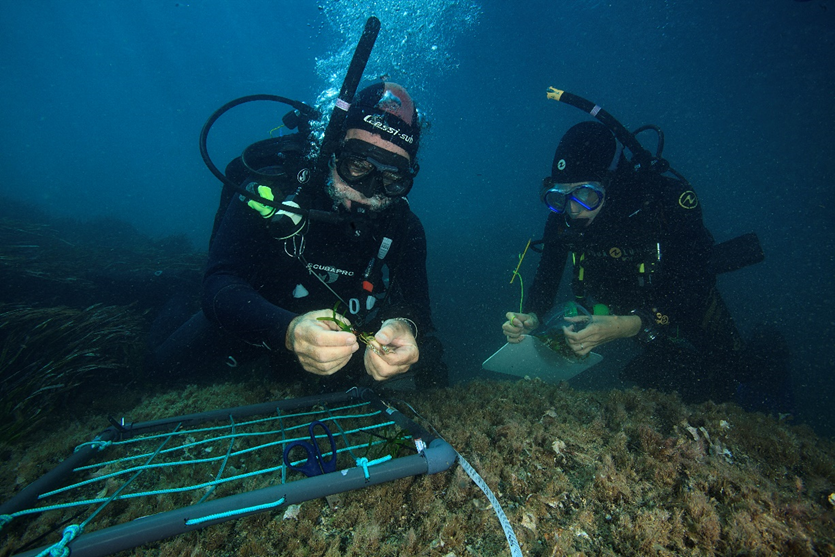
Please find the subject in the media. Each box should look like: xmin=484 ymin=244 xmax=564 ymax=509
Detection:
xmin=355 ymin=455 xmax=392 ymax=479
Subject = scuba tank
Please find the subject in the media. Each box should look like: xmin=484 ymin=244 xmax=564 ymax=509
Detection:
xmin=204 ymin=101 xmax=318 ymax=245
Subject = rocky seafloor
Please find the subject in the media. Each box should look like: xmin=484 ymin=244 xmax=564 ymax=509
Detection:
xmin=2 ymin=374 xmax=834 ymax=557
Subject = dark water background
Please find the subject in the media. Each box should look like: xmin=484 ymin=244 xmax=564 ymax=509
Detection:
xmin=2 ymin=1 xmax=833 ymax=434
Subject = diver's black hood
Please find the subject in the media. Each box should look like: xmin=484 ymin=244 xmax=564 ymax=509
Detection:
xmin=558 ymin=163 xmax=646 ymax=236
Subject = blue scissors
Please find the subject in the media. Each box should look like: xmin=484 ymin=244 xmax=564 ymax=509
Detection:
xmin=282 ymin=420 xmax=337 ymax=477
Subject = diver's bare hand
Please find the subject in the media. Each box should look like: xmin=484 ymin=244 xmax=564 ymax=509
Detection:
xmin=364 ymin=319 xmax=419 ymax=381
xmin=285 ymin=310 xmax=359 ymax=375
xmin=502 ymin=312 xmax=539 ymax=343
xmin=563 ymin=314 xmax=642 ymax=356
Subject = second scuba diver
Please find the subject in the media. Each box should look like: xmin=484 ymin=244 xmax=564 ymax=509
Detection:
xmin=502 ymin=119 xmax=792 ymax=410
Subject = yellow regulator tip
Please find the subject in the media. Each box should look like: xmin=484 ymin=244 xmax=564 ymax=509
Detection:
xmin=546 ymin=87 xmax=564 ymax=101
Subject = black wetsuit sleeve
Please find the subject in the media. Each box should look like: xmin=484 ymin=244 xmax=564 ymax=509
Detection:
xmin=379 ymin=211 xmax=435 ymax=335
xmin=525 ymin=212 xmax=570 ymax=319
xmin=651 ymin=181 xmax=715 ymax=327
xmin=202 ymin=199 xmax=297 ymax=351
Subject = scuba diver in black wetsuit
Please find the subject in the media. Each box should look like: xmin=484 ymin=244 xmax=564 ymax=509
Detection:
xmin=151 ymin=81 xmax=448 ymax=390
xmin=502 ymin=92 xmax=792 ymax=410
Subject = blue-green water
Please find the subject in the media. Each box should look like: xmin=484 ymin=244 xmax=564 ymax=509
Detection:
xmin=1 ymin=1 xmax=832 ymax=433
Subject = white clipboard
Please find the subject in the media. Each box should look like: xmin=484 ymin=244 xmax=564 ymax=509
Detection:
xmin=482 ymin=335 xmax=603 ymax=383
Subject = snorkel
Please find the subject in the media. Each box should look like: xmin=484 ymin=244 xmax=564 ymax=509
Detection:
xmin=274 ymin=15 xmax=383 ymax=229
xmin=546 ymin=87 xmax=690 ymax=186
xmin=313 ymin=17 xmax=381 ymax=187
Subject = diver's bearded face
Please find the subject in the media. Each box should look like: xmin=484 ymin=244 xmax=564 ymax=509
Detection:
xmin=327 ymin=128 xmax=411 ymax=212
xmin=327 ymin=174 xmax=395 ymax=212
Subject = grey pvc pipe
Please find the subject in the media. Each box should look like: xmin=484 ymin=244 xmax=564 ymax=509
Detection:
xmin=15 ymin=439 xmax=456 ymax=557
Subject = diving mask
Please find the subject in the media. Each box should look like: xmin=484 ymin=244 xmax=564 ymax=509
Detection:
xmin=333 ymin=139 xmax=417 ymax=198
xmin=540 ymin=178 xmax=605 ymax=214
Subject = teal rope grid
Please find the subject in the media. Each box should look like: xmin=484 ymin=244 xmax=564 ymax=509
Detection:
xmin=29 ymin=454 xmax=398 ymax=557
xmin=15 ymin=426 xmax=401 ymax=522
xmin=185 ymin=497 xmax=286 ymax=527
xmin=40 ymin=427 xmax=398 ymax=507
xmin=13 ymin=436 xmax=402 ymax=519
xmin=76 ymin=424 xmax=182 ymax=530
xmin=6 ymin=395 xmax=415 ymax=553
xmin=75 ymin=408 xmax=385 ymax=471
xmin=86 ymin=401 xmax=376 ymax=452
xmin=197 ymin=414 xmax=237 ymax=505
xmin=277 ymin=407 xmax=288 ymax=485
xmin=50 ymin=419 xmax=398 ymax=500
xmin=355 ymin=455 xmax=393 ymax=479
xmin=13 ymin=440 xmax=402 ymax=520
xmin=35 ymin=523 xmax=81 ymax=557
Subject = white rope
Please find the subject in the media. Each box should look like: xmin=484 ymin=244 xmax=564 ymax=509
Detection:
xmin=456 ymin=453 xmax=523 ymax=557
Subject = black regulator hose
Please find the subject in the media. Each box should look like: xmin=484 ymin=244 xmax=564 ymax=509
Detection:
xmin=633 ymin=124 xmax=665 ymax=158
xmin=198 ymin=94 xmax=318 ymax=211
xmin=198 ymin=16 xmax=380 ymax=222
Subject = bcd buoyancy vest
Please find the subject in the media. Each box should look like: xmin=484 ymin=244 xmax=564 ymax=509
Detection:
xmin=565 ymin=190 xmax=664 ymax=313
xmin=283 ymin=198 xmax=410 ymax=329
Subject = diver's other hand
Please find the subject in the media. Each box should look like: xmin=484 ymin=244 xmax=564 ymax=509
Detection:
xmin=502 ymin=312 xmax=539 ymax=344
xmin=285 ymin=310 xmax=359 ymax=375
xmin=563 ymin=314 xmax=642 ymax=357
xmin=364 ymin=318 xmax=419 ymax=381
xmin=247 ymin=184 xmax=277 ymax=218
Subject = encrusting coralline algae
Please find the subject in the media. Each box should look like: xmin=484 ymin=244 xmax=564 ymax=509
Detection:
xmin=2 ymin=376 xmax=834 ymax=556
